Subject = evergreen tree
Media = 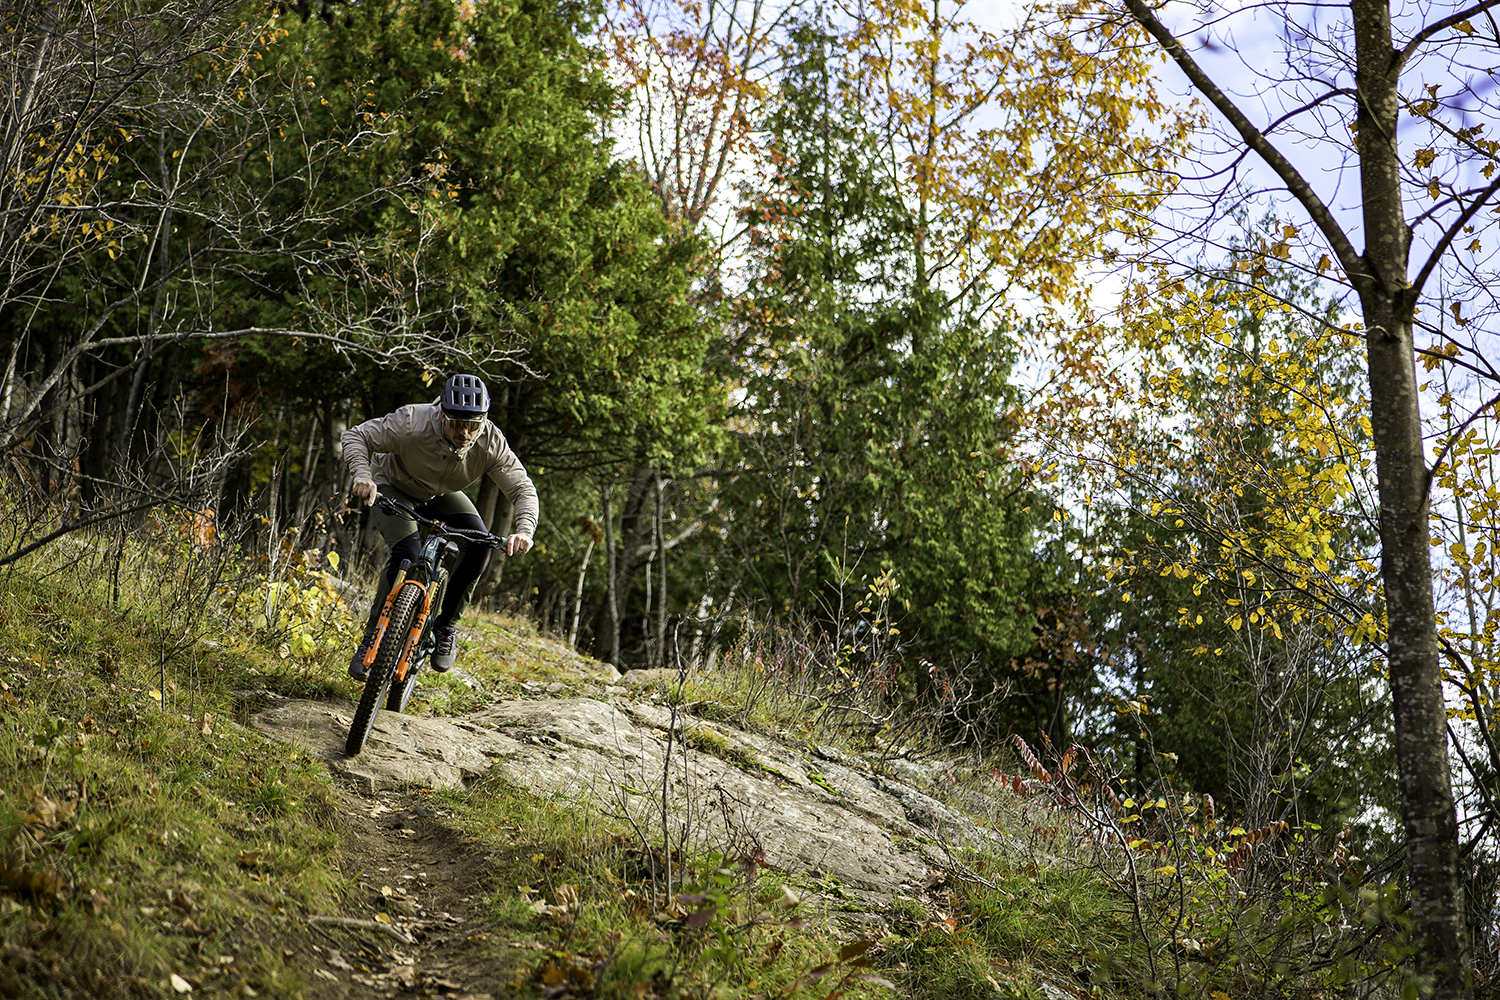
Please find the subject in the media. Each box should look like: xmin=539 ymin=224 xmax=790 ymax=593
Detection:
xmin=722 ymin=18 xmax=1040 ymax=704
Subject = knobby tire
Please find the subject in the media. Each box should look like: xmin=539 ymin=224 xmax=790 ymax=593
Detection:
xmin=386 ymin=572 xmax=446 ymax=714
xmin=345 ymin=583 xmax=422 ymax=756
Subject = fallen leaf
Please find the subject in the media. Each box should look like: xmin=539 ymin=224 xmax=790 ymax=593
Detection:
xmin=170 ymin=973 xmax=193 ymax=993
xmin=24 ymin=788 xmax=78 ymax=829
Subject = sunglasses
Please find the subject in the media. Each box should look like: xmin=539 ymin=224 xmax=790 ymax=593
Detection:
xmin=443 ymin=413 xmax=485 ymax=431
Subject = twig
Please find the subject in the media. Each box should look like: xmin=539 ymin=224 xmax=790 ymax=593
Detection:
xmin=935 ymin=840 xmax=1011 ymax=897
xmin=308 ymin=915 xmax=415 ymax=944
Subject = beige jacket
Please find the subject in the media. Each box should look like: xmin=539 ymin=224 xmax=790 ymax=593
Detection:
xmin=341 ymin=401 xmax=539 ymax=540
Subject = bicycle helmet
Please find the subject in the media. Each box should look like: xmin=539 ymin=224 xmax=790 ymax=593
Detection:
xmin=441 ymin=374 xmax=490 ymax=417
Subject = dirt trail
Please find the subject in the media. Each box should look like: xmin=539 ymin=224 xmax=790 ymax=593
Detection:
xmin=295 ymin=786 xmax=508 ymax=1000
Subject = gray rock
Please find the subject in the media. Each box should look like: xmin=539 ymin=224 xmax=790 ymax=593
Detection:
xmin=251 ymin=693 xmax=1011 ymax=904
xmin=616 ymin=668 xmax=696 ymax=689
xmin=444 ymin=667 xmax=487 ymax=691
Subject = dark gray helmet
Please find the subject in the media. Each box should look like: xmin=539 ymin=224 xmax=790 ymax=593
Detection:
xmin=442 ymin=374 xmax=490 ymax=417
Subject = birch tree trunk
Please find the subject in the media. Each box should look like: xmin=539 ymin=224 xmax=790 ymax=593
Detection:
xmin=603 ymin=476 xmax=621 ymax=665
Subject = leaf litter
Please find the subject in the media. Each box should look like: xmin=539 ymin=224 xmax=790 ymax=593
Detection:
xmin=296 ymin=785 xmax=504 ymax=1000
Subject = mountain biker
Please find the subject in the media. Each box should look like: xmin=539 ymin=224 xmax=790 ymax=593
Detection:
xmin=342 ymin=373 xmax=538 ymax=679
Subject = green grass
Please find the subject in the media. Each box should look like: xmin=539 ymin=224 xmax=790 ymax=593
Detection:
xmin=0 ymin=566 xmax=346 ymax=999
xmin=438 ymin=774 xmax=896 ymax=1000
xmin=681 ymin=725 xmax=763 ymax=773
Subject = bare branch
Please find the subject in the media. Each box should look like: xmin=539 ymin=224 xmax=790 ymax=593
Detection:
xmin=1121 ymin=0 xmax=1364 ymax=283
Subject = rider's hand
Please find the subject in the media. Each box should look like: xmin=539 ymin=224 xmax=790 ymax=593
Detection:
xmin=352 ymin=476 xmax=378 ymax=507
xmin=507 ymin=535 xmax=532 ymax=557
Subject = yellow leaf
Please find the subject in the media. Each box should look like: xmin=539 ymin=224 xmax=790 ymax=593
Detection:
xmin=374 ymin=912 xmax=391 ymax=924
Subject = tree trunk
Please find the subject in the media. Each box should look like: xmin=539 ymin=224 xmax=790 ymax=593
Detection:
xmin=472 ymin=476 xmax=512 ymax=604
xmin=603 ymin=476 xmax=621 ymax=665
xmin=1351 ymin=0 xmax=1469 ymax=990
xmin=569 ymin=536 xmax=594 ymax=650
xmin=1119 ymin=0 xmax=1472 ymax=986
xmin=655 ymin=471 xmax=667 ymax=669
xmin=605 ymin=466 xmax=655 ymax=666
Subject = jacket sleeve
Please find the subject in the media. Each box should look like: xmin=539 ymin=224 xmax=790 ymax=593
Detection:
xmin=341 ymin=408 xmax=411 ymax=482
xmin=488 ymin=439 xmax=540 ymax=541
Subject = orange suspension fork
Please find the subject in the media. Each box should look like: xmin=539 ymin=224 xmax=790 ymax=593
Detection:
xmin=363 ymin=564 xmax=409 ymax=669
xmin=393 ymin=583 xmax=436 ymax=683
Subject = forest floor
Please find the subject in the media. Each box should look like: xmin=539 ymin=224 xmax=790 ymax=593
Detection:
xmin=296 ymin=786 xmax=505 ymax=1000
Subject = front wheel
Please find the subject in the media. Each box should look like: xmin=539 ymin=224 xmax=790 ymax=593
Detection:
xmin=346 ymin=583 xmax=422 ymax=756
xmin=387 ymin=571 xmax=444 ymax=714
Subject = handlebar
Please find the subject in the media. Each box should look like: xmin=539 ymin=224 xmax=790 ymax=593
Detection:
xmin=369 ymin=492 xmax=511 ymax=550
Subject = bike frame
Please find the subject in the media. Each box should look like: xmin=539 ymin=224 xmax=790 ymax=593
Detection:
xmin=363 ymin=534 xmax=459 ymax=682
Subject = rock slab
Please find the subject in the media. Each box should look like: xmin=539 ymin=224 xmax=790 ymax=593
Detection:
xmin=251 ymin=695 xmax=1002 ymax=902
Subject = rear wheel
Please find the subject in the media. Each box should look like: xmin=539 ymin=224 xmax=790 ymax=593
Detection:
xmin=346 ymin=583 xmax=422 ymax=755
xmin=386 ymin=669 xmax=418 ymax=714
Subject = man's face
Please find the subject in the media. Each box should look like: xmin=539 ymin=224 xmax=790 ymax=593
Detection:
xmin=441 ymin=411 xmax=483 ymax=449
